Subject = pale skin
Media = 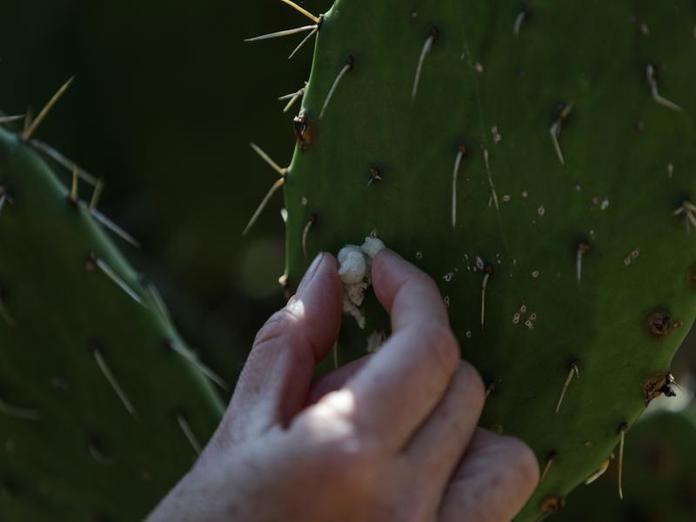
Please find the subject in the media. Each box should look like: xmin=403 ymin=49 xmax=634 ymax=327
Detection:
xmin=149 ymin=250 xmax=540 ymax=522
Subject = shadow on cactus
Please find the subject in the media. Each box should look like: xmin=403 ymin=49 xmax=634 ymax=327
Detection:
xmin=556 ymin=407 xmax=696 ymax=522
xmin=243 ymin=0 xmax=696 ymax=519
xmin=0 ymin=83 xmax=223 ymax=519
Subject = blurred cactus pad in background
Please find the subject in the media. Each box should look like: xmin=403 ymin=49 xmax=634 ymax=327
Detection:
xmin=1 ymin=0 xmax=696 ymax=520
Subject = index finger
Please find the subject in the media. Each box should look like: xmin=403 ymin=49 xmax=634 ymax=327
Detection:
xmin=339 ymin=249 xmax=460 ymax=451
xmin=372 ymin=249 xmax=450 ymax=333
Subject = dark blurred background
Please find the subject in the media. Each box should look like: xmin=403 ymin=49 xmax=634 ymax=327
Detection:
xmin=1 ymin=0 xmax=327 ymax=389
xmin=2 ymin=0 xmax=694 ymax=394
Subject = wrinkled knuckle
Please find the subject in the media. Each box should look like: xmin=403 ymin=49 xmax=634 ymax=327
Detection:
xmin=334 ymin=432 xmax=380 ymax=465
xmin=321 ymin=433 xmax=382 ymax=490
xmin=304 ymin=393 xmax=378 ymax=463
xmin=252 ymin=308 xmax=297 ymax=351
xmin=440 ymin=493 xmax=491 ymax=522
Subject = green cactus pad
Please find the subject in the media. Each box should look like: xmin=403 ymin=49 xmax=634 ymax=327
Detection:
xmin=273 ymin=0 xmax=696 ymax=518
xmin=557 ymin=407 xmax=696 ymax=522
xmin=0 ymin=127 xmax=223 ymax=520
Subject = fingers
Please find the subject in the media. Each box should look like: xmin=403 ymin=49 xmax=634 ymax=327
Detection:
xmin=344 ymin=249 xmax=460 ymax=451
xmin=372 ymin=249 xmax=450 ymax=332
xmin=223 ymin=253 xmax=342 ymax=441
xmin=439 ymin=429 xmax=540 ymax=522
xmin=307 ymin=356 xmax=370 ymax=405
xmin=405 ymin=363 xmax=485 ymax=492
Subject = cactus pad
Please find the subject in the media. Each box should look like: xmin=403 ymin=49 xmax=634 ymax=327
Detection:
xmin=264 ymin=0 xmax=696 ymax=518
xmin=557 ymin=407 xmax=696 ymax=522
xmin=0 ymin=127 xmax=223 ymax=520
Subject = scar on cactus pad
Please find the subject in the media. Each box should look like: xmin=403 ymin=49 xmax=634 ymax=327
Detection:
xmin=244 ymin=0 xmax=696 ymax=520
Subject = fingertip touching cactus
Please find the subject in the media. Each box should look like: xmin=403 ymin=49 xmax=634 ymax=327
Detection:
xmin=244 ymin=0 xmax=696 ymax=519
xmin=0 ymin=87 xmax=223 ymax=519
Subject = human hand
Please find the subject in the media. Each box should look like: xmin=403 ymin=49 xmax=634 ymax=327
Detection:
xmin=148 ymin=250 xmax=539 ymax=522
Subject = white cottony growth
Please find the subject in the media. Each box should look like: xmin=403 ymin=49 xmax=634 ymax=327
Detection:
xmin=343 ymin=299 xmax=366 ymax=329
xmin=344 ymin=282 xmax=367 ymax=308
xmin=337 ymin=235 xmax=387 ymax=329
xmin=338 ymin=245 xmax=368 ymax=328
xmin=361 ymin=236 xmax=385 ymax=258
xmin=337 ymin=245 xmax=366 ymax=284
xmin=337 ymin=245 xmax=361 ymax=264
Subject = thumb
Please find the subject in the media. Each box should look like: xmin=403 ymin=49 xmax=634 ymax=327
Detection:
xmin=224 ymin=253 xmax=342 ymax=440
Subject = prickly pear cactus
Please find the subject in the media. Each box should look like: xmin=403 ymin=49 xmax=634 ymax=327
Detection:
xmin=0 ymin=126 xmax=223 ymax=520
xmin=557 ymin=407 xmax=696 ymax=522
xmin=248 ymin=0 xmax=696 ymax=519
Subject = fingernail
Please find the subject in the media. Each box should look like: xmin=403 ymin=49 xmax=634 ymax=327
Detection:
xmin=296 ymin=252 xmax=325 ymax=297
